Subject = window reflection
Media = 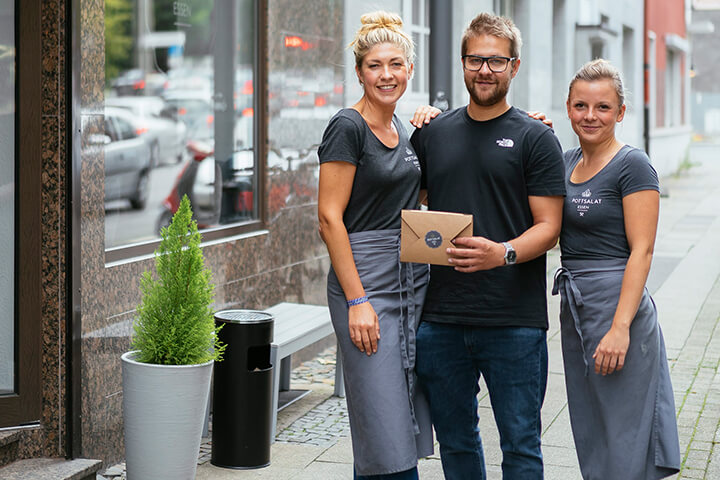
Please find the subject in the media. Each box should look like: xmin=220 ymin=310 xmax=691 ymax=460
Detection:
xmin=104 ymin=0 xmax=256 ymax=249
xmin=266 ymin=1 xmax=345 ymax=222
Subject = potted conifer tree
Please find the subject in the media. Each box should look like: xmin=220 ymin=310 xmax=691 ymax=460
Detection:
xmin=121 ymin=194 xmax=225 ymax=480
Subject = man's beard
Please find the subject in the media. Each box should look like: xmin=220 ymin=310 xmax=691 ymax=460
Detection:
xmin=465 ymin=75 xmax=511 ymax=107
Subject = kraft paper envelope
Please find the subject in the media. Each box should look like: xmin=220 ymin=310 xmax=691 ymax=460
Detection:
xmin=400 ymin=209 xmax=473 ymax=266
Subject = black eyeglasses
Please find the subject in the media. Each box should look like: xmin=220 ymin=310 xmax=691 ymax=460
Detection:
xmin=462 ymin=55 xmax=516 ymax=73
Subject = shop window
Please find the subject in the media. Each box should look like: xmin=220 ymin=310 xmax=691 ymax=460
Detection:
xmin=622 ymin=26 xmax=635 ymax=107
xmin=104 ymin=0 xmax=260 ymax=260
xmin=591 ymin=40 xmax=605 ymax=60
xmin=494 ymin=0 xmax=514 ymax=17
xmin=648 ymin=31 xmax=657 ymax=128
xmin=551 ymin=0 xmax=567 ymax=108
xmin=665 ymin=47 xmax=684 ymax=127
xmin=264 ymin=0 xmax=345 ymax=224
xmin=403 ymin=0 xmax=429 ymax=95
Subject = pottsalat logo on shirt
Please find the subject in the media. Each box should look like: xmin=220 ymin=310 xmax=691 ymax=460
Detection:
xmin=403 ymin=147 xmax=421 ymax=170
xmin=572 ymin=188 xmax=602 ymax=216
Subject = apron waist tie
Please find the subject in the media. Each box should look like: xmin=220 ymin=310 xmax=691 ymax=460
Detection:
xmin=553 ymin=267 xmax=590 ymax=376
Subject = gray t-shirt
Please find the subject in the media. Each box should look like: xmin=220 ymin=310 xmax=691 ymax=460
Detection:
xmin=318 ymin=108 xmax=422 ymax=233
xmin=560 ymin=145 xmax=659 ymax=260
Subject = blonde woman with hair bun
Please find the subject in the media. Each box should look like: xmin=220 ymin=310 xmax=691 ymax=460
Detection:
xmin=317 ymin=10 xmax=435 ymax=480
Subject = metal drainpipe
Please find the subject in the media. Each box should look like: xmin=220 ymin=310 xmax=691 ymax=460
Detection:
xmin=429 ymin=0 xmax=453 ymax=111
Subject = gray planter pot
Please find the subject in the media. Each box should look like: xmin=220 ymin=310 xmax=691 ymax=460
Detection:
xmin=121 ymin=351 xmax=213 ymax=480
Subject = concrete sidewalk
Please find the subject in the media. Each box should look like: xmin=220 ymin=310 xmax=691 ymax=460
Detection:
xmin=192 ymin=143 xmax=720 ymax=480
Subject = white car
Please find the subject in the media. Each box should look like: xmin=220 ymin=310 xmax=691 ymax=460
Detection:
xmin=100 ymin=107 xmax=153 ymax=209
xmin=105 ymin=96 xmax=188 ymax=167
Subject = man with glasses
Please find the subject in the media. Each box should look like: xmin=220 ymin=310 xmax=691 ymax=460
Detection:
xmin=410 ymin=12 xmax=565 ymax=480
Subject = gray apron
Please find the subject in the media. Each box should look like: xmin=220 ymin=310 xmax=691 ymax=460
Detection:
xmin=327 ymin=229 xmax=433 ymax=476
xmin=553 ymin=258 xmax=680 ymax=480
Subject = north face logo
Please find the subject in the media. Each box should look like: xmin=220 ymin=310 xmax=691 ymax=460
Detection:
xmin=496 ymin=138 xmax=514 ymax=148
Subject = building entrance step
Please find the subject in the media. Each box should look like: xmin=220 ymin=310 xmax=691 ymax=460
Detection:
xmin=0 ymin=458 xmax=102 ymax=480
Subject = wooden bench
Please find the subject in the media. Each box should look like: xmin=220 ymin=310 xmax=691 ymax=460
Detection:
xmin=267 ymin=302 xmax=344 ymax=438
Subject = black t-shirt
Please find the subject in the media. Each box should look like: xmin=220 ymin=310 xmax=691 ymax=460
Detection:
xmin=318 ymin=108 xmax=422 ymax=233
xmin=560 ymin=145 xmax=659 ymax=260
xmin=410 ymin=106 xmax=566 ymax=328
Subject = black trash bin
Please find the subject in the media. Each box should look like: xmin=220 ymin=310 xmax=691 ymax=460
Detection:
xmin=211 ymin=309 xmax=274 ymax=469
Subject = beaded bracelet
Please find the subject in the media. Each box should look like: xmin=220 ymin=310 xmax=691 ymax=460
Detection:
xmin=346 ymin=295 xmax=369 ymax=307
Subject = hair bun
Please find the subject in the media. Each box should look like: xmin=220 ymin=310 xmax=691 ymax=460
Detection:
xmin=349 ymin=10 xmax=415 ymax=69
xmin=360 ymin=11 xmax=403 ymax=30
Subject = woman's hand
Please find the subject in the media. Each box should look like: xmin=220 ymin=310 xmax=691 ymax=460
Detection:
xmin=348 ymin=301 xmax=380 ymax=355
xmin=527 ymin=111 xmax=554 ymax=129
xmin=410 ymin=105 xmax=442 ymax=128
xmin=593 ymin=325 xmax=630 ymax=375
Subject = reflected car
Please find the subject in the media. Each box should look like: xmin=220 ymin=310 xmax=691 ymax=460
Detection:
xmin=100 ymin=107 xmax=153 ymax=209
xmin=105 ymin=96 xmax=187 ymax=167
xmin=164 ymin=68 xmax=212 ymax=97
xmin=184 ymin=113 xmax=254 ymax=150
xmin=155 ymin=138 xmax=279 ymax=231
xmin=111 ymin=69 xmax=166 ymax=97
xmin=161 ymin=90 xmax=214 ymax=134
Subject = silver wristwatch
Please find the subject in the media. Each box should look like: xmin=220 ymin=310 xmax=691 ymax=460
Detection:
xmin=502 ymin=242 xmax=517 ymax=265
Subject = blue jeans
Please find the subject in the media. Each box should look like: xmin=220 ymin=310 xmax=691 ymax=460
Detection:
xmin=353 ymin=466 xmax=418 ymax=480
xmin=416 ymin=321 xmax=548 ymax=480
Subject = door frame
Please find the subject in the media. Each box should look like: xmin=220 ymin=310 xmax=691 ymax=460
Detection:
xmin=0 ymin=0 xmax=43 ymax=429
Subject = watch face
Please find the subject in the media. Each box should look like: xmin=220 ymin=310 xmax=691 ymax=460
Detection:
xmin=504 ymin=243 xmax=516 ymax=264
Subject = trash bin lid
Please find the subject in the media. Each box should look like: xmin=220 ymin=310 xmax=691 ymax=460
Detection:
xmin=215 ymin=309 xmax=274 ymax=324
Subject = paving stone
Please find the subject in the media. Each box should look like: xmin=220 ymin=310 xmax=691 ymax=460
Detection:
xmin=542 ymin=445 xmax=580 ymax=468
xmin=544 ymin=464 xmax=583 ymax=480
xmin=679 ymin=467 xmax=707 ymax=479
xmin=289 ymin=460 xmax=353 ymax=479
xmin=684 ymin=448 xmax=711 ymax=469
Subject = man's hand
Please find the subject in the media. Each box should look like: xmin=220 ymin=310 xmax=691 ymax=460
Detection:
xmin=527 ymin=111 xmax=554 ymax=128
xmin=410 ymin=105 xmax=442 ymax=128
xmin=446 ymin=236 xmax=506 ymax=272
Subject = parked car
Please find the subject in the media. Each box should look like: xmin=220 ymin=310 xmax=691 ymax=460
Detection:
xmin=100 ymin=107 xmax=152 ymax=209
xmin=160 ymin=90 xmax=214 ymax=134
xmin=111 ymin=69 xmax=167 ymax=97
xmin=105 ymin=96 xmax=187 ymax=166
xmin=164 ymin=68 xmax=213 ymax=98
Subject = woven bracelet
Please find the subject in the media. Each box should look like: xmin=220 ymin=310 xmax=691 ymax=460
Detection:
xmin=346 ymin=295 xmax=369 ymax=307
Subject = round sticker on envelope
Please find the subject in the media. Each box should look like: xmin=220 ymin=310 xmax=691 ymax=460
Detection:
xmin=425 ymin=230 xmax=442 ymax=248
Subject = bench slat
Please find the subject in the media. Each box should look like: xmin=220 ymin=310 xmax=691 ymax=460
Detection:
xmin=267 ymin=303 xmax=332 ymax=348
